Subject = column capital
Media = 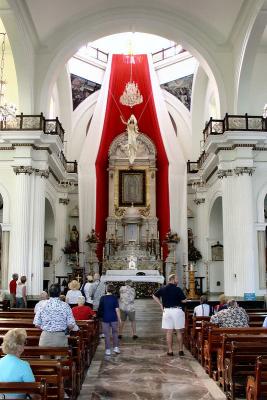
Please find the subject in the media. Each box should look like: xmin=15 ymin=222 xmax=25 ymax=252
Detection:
xmin=217 ymin=169 xmax=233 ymax=179
xmin=35 ymin=169 xmax=50 ymax=179
xmin=13 ymin=166 xmax=35 ymax=175
xmin=59 ymin=198 xmax=69 ymax=205
xmin=233 ymin=167 xmax=255 ymax=176
xmin=193 ymin=198 xmax=205 ymax=205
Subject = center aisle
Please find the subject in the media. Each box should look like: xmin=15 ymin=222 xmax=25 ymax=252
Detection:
xmin=78 ymin=300 xmax=225 ymax=400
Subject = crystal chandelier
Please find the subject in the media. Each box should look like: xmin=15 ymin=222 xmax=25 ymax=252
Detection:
xmin=120 ymin=55 xmax=143 ymax=108
xmin=0 ymin=33 xmax=17 ymax=122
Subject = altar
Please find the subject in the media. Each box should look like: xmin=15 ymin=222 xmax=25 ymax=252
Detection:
xmin=102 ymin=269 xmax=164 ymax=283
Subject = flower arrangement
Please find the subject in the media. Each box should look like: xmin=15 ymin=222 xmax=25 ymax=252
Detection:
xmin=85 ymin=229 xmax=100 ymax=243
xmin=165 ymin=230 xmax=180 ymax=243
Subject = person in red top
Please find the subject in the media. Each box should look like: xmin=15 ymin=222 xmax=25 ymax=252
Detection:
xmin=9 ymin=273 xmax=18 ymax=308
xmin=72 ymin=296 xmax=96 ymax=320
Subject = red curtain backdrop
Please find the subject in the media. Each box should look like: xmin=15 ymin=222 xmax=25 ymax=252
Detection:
xmin=95 ymin=54 xmax=170 ymax=258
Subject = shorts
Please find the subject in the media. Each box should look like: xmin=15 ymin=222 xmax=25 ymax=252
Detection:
xmin=162 ymin=308 xmax=185 ymax=330
xmin=120 ymin=310 xmax=135 ymax=322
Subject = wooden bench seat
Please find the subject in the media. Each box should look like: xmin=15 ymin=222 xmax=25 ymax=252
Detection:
xmin=217 ymin=333 xmax=267 ymax=389
xmin=246 ymin=356 xmax=267 ymax=400
xmin=0 ymin=379 xmax=47 ymax=399
xmin=204 ymin=326 xmax=267 ymax=377
xmin=224 ymin=342 xmax=267 ymax=400
xmin=29 ymin=359 xmax=64 ymax=400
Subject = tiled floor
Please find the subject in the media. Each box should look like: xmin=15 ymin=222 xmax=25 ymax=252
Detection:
xmin=78 ymin=300 xmax=226 ymax=400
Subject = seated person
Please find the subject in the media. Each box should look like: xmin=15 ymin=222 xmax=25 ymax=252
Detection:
xmin=66 ymin=280 xmax=82 ymax=307
xmin=193 ymin=295 xmax=211 ymax=316
xmin=72 ymin=296 xmax=96 ymax=320
xmin=214 ymin=294 xmax=228 ymax=312
xmin=0 ymin=328 xmax=35 ymax=398
xmin=210 ymin=299 xmax=249 ymax=328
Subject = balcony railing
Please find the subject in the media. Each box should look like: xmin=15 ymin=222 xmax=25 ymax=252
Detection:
xmin=187 ymin=151 xmax=208 ymax=173
xmin=203 ymin=113 xmax=267 ymax=142
xmin=152 ymin=44 xmax=186 ymax=63
xmin=59 ymin=151 xmax=77 ymax=174
xmin=0 ymin=113 xmax=65 ymax=143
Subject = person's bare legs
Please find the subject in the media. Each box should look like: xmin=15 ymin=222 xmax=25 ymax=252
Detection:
xmin=130 ymin=320 xmax=136 ymax=336
xmin=119 ymin=321 xmax=125 ymax=336
xmin=176 ymin=329 xmax=184 ymax=352
xmin=166 ymin=329 xmax=173 ymax=353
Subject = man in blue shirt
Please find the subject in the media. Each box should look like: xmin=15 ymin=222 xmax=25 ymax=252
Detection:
xmin=153 ymin=274 xmax=187 ymax=356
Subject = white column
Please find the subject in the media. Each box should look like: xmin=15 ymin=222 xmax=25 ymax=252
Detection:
xmin=1 ymin=229 xmax=10 ymax=290
xmin=54 ymin=197 xmax=68 ymax=277
xmin=257 ymin=230 xmax=266 ymax=289
xmin=194 ymin=192 xmax=208 ymax=291
xmin=9 ymin=167 xmax=34 ymax=278
xmin=222 ymin=169 xmax=256 ymax=296
xmin=30 ymin=170 xmax=48 ymax=295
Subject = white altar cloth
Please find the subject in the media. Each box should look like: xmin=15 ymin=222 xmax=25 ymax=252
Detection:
xmin=106 ymin=269 xmax=160 ymax=276
xmin=101 ymin=275 xmax=164 ymax=283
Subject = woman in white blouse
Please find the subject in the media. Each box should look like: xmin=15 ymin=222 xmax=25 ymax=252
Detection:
xmin=193 ymin=295 xmax=211 ymax=317
xmin=66 ymin=280 xmax=82 ymax=307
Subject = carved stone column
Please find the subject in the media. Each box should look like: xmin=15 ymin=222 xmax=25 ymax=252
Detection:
xmin=1 ymin=226 xmax=10 ymax=290
xmin=54 ymin=196 xmax=69 ymax=277
xmin=9 ymin=166 xmax=34 ymax=279
xmin=220 ymin=166 xmax=256 ymax=296
xmin=30 ymin=169 xmax=49 ymax=295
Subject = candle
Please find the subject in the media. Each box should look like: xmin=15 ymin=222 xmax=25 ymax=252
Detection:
xmin=161 ymin=246 xmax=163 ymax=259
xmin=174 ymin=250 xmax=176 ymax=263
xmin=102 ymin=247 xmax=105 ymax=259
xmin=190 ymin=263 xmax=194 ymax=272
xmin=157 ymin=231 xmax=159 ymax=239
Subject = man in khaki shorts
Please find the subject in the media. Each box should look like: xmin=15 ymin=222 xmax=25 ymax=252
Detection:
xmin=118 ymin=280 xmax=138 ymax=339
xmin=152 ymin=274 xmax=187 ymax=356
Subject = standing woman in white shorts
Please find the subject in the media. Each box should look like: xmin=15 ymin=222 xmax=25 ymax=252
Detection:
xmin=152 ymin=274 xmax=187 ymax=356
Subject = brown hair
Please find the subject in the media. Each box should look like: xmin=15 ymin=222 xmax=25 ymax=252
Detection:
xmin=20 ymin=276 xmax=27 ymax=284
xmin=106 ymin=284 xmax=115 ymax=294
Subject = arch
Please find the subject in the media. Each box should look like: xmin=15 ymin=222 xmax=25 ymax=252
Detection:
xmin=235 ymin=4 xmax=266 ymax=113
xmin=34 ymin=7 xmax=227 ymax=116
xmin=208 ymin=190 xmax=223 ymax=223
xmin=256 ymin=181 xmax=267 ymax=224
xmin=44 ymin=191 xmax=56 ymax=228
xmin=0 ymin=182 xmax=11 ymax=225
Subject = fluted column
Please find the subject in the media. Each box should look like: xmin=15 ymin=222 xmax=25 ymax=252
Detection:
xmin=1 ymin=228 xmax=10 ymax=290
xmin=9 ymin=167 xmax=34 ymax=279
xmin=54 ymin=197 xmax=69 ymax=277
xmin=30 ymin=169 xmax=49 ymax=295
xmin=221 ymin=167 xmax=256 ymax=296
xmin=257 ymin=230 xmax=266 ymax=290
xmin=194 ymin=191 xmax=208 ymax=291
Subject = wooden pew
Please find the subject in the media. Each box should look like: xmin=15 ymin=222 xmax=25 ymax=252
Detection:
xmin=29 ymin=360 xmax=64 ymax=400
xmin=190 ymin=316 xmax=210 ymax=360
xmin=217 ymin=333 xmax=267 ymax=389
xmin=246 ymin=356 xmax=267 ymax=400
xmin=224 ymin=342 xmax=267 ymax=400
xmin=0 ymin=379 xmax=47 ymax=399
xmin=204 ymin=326 xmax=267 ymax=377
xmin=0 ymin=346 xmax=77 ymax=400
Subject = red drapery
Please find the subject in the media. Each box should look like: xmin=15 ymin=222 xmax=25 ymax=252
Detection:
xmin=95 ymin=54 xmax=170 ymax=258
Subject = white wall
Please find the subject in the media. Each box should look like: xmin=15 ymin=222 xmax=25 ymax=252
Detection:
xmin=156 ymin=53 xmax=197 ymax=85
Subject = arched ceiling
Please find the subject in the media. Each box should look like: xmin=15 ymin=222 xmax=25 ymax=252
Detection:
xmin=24 ymin=0 xmax=245 ymax=45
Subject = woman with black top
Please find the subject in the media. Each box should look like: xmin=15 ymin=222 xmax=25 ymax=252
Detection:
xmin=98 ymin=284 xmax=121 ymax=356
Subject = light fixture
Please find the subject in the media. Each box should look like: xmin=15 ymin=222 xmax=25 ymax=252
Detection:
xmin=0 ymin=33 xmax=17 ymax=122
xmin=120 ymin=55 xmax=143 ymax=108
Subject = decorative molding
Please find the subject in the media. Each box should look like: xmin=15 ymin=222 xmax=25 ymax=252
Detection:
xmin=234 ymin=167 xmax=255 ymax=176
xmin=139 ymin=204 xmax=150 ymax=216
xmin=35 ymin=169 xmax=50 ymax=179
xmin=193 ymin=198 xmax=205 ymax=205
xmin=114 ymin=205 xmax=126 ymax=217
xmin=13 ymin=166 xmax=35 ymax=175
xmin=59 ymin=198 xmax=70 ymax=205
xmin=217 ymin=167 xmax=255 ymax=179
xmin=217 ymin=169 xmax=233 ymax=179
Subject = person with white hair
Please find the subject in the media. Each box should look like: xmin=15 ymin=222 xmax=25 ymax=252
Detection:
xmin=72 ymin=296 xmax=96 ymax=320
xmin=34 ymin=291 xmax=48 ymax=314
xmin=0 ymin=328 xmax=35 ymax=395
xmin=81 ymin=275 xmax=94 ymax=308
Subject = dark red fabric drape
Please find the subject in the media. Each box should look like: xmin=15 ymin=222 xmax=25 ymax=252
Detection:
xmin=95 ymin=54 xmax=170 ymax=258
